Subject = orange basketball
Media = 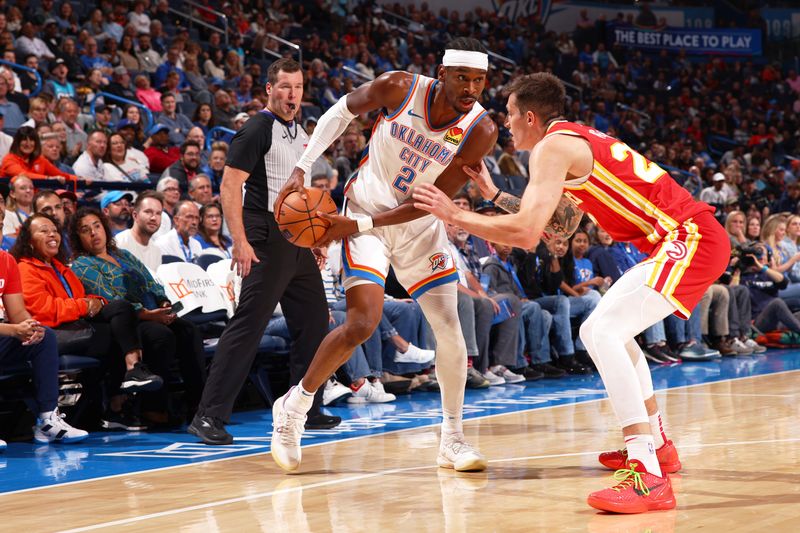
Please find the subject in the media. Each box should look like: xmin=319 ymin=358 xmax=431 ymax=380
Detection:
xmin=275 ymin=188 xmax=338 ymax=248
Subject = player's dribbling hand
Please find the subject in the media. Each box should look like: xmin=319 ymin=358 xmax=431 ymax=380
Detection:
xmin=312 ymin=212 xmax=358 ymax=248
xmin=412 ymin=183 xmax=460 ymax=224
xmin=273 ymin=169 xmax=308 ymax=214
xmin=462 ymin=161 xmax=497 ymax=199
xmin=231 ymin=239 xmax=260 ymax=277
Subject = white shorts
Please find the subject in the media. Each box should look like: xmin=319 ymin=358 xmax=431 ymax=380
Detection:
xmin=341 ymin=199 xmax=459 ymax=299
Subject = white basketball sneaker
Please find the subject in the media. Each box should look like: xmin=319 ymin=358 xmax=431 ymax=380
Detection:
xmin=437 ymin=433 xmax=488 ymax=472
xmin=270 ymin=389 xmax=307 ymax=472
xmin=33 ymin=409 xmax=89 ymax=444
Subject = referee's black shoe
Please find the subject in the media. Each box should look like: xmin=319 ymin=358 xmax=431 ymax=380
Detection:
xmin=188 ymin=414 xmax=234 ymax=445
xmin=305 ymin=412 xmax=342 ymax=430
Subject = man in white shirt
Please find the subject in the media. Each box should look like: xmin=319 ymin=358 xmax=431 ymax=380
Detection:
xmin=154 ymin=200 xmax=202 ymax=262
xmin=15 ymin=22 xmax=55 ymax=61
xmin=699 ymin=172 xmax=731 ymax=209
xmin=0 ymin=112 xmax=12 ymax=159
xmin=72 ymin=131 xmax=108 ymax=181
xmin=115 ymin=191 xmax=164 ymax=272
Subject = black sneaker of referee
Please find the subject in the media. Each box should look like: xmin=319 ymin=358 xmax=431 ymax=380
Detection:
xmin=189 ymin=414 xmax=234 ymax=445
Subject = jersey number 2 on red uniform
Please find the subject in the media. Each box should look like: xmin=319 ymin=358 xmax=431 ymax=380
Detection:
xmin=392 ymin=165 xmax=417 ymax=193
xmin=609 ymin=142 xmax=666 ymax=184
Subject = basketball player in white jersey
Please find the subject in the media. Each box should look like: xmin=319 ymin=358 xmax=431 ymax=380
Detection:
xmin=269 ymin=38 xmax=498 ymax=473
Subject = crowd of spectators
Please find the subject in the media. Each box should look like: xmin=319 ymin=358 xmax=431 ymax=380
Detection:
xmin=1 ymin=0 xmax=800 ymax=448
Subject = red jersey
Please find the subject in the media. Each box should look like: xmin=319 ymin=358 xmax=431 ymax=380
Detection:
xmin=547 ymin=121 xmax=714 ymax=255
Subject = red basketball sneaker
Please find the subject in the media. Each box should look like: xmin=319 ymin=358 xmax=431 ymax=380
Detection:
xmin=587 ymin=460 xmax=676 ymax=514
xmin=598 ymin=440 xmax=682 ymax=473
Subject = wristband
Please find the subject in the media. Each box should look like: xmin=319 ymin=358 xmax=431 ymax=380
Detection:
xmin=761 ymin=265 xmax=769 ymax=273
xmin=491 ymin=189 xmax=502 ymax=203
xmin=357 ymin=216 xmax=374 ymax=233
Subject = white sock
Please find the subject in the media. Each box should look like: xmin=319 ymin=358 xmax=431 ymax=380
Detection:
xmin=649 ymin=411 xmax=667 ymax=448
xmin=284 ymin=382 xmax=314 ymax=415
xmin=441 ymin=410 xmax=463 ymax=437
xmin=625 ymin=434 xmax=662 ymax=476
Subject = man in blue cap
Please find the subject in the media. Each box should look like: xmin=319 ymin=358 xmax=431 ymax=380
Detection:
xmin=144 ymin=123 xmax=180 ymax=174
xmin=101 ymin=191 xmax=134 ymax=235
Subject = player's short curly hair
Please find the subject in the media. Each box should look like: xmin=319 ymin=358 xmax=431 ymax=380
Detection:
xmin=503 ymin=73 xmax=566 ymax=123
xmin=445 ymin=37 xmax=488 ymax=54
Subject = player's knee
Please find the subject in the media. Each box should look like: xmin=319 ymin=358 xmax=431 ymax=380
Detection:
xmin=341 ymin=315 xmax=379 ymax=346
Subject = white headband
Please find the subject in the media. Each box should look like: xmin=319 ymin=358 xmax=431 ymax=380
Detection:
xmin=442 ymin=49 xmax=489 ymax=71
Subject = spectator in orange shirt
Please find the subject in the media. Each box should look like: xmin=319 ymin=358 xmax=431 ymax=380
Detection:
xmin=0 ymin=126 xmax=77 ymax=182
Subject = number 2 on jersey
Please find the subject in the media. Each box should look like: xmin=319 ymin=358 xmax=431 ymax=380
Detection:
xmin=392 ymin=166 xmax=417 ymax=193
xmin=609 ymin=142 xmax=666 ymax=184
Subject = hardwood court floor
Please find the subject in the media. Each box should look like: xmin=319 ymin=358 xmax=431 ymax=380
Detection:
xmin=4 ymin=370 xmax=800 ymax=532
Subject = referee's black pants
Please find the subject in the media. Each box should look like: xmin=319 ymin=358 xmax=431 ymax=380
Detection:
xmin=198 ymin=214 xmax=329 ymax=420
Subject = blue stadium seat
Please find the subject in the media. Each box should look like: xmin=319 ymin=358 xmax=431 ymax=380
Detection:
xmin=196 ymin=254 xmax=223 ymax=270
xmin=161 ymin=254 xmax=184 ymax=264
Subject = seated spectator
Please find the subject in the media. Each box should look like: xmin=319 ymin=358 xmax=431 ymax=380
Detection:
xmin=45 ymin=58 xmax=76 ymax=100
xmin=135 ymin=34 xmax=161 ymax=74
xmin=161 ymin=140 xmax=202 ymax=190
xmin=154 ymin=176 xmax=180 ymax=238
xmin=587 ymin=226 xmax=623 ymax=283
xmin=87 ymin=104 xmax=113 ymax=137
xmin=548 ymin=233 xmax=601 ymax=353
xmin=186 ymin=127 xmax=209 ymax=168
xmin=193 ymin=202 xmax=230 ymax=259
xmin=115 ymin=120 xmax=150 ymax=172
xmin=20 ymin=96 xmax=52 ymax=130
xmin=80 ymin=37 xmax=112 ymax=77
xmin=71 ymin=130 xmax=107 ymax=181
xmin=154 ymin=46 xmax=189 ymax=90
xmin=40 ymin=133 xmax=75 ymax=176
xmin=12 ymin=213 xmax=162 ymax=430
xmin=57 ymin=189 xmax=77 ymax=222
xmin=116 ymin=191 xmax=165 ymax=272
xmin=497 ymin=138 xmax=527 ymax=177
xmin=100 ymin=191 xmax=133 ymax=235
xmin=103 ymin=132 xmax=149 ymax=182
xmin=0 ymin=126 xmax=78 ymax=182
xmin=745 ymin=215 xmax=762 ymax=242
xmin=202 ymin=141 xmax=227 ymax=189
xmin=105 ymin=67 xmax=136 ymax=103
xmin=0 ymin=250 xmax=88 ymax=445
xmin=70 ymin=208 xmax=206 ymax=425
xmin=0 ymin=115 xmax=12 ymax=159
xmin=144 ymin=124 xmax=180 ymax=174
xmin=183 ymin=55 xmax=212 ymax=105
xmin=2 ymin=175 xmax=35 ymax=236
xmin=188 ymin=174 xmax=214 ymax=206
xmin=0 ymin=75 xmax=26 ymax=133
xmin=154 ymin=200 xmax=202 ymax=262
xmin=32 ymin=189 xmax=71 ymax=258
xmin=192 ymin=103 xmax=216 ymax=136
xmin=134 ymin=74 xmax=163 ymax=112
xmin=19 ymin=54 xmax=43 ymax=96
xmin=212 ymin=89 xmax=236 ymax=129
xmin=117 ymin=35 xmax=140 ymax=73
xmin=16 ymin=22 xmax=55 ymax=61
xmin=157 ymin=93 xmax=193 ymax=147
xmin=0 ymin=193 xmax=15 ymax=250
xmin=55 ymin=98 xmax=86 ymax=161
xmin=725 ymin=210 xmax=749 ymax=248
xmin=121 ymin=105 xmax=147 ymax=149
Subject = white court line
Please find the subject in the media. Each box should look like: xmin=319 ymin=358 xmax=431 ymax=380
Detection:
xmin=59 ymin=435 xmax=800 ymax=533
xmin=663 ymin=391 xmax=797 ymax=398
xmin=3 ymin=367 xmax=798 ymax=501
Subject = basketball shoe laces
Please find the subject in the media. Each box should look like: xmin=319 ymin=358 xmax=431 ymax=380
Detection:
xmin=610 ymin=463 xmax=649 ymax=496
xmin=275 ymin=409 xmax=305 ymax=446
xmin=442 ymin=434 xmax=475 ymax=456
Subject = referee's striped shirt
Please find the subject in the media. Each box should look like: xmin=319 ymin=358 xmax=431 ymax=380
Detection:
xmin=225 ymin=109 xmax=310 ymax=214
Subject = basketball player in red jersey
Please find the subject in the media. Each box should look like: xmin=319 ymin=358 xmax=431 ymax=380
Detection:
xmin=413 ymin=72 xmax=730 ymax=514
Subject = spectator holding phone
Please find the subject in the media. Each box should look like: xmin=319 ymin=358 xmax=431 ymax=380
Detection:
xmin=69 ymin=207 xmax=206 ymax=424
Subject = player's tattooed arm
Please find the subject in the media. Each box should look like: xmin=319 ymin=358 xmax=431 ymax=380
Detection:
xmin=494 ymin=191 xmax=521 ymax=214
xmin=544 ymin=195 xmax=584 ymax=240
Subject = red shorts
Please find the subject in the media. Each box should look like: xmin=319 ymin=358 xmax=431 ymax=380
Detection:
xmin=644 ymin=211 xmax=730 ymax=319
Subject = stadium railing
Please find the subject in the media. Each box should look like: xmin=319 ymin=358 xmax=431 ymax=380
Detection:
xmin=0 ymin=59 xmax=42 ymax=97
xmin=93 ymin=92 xmax=155 ymax=131
xmin=206 ymin=126 xmax=236 ymax=150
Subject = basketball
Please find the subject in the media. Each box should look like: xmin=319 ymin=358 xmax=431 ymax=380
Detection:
xmin=275 ymin=188 xmax=338 ymax=248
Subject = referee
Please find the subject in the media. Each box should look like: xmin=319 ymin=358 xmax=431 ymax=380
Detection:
xmin=188 ymin=58 xmax=339 ymax=445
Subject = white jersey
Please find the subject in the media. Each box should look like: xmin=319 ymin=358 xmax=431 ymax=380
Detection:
xmin=345 ymin=74 xmax=488 ymax=215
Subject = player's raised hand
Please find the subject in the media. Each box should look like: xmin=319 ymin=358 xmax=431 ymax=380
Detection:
xmin=273 ymin=168 xmax=308 ymax=214
xmin=412 ymin=183 xmax=460 ymax=224
xmin=462 ymin=161 xmax=497 ymax=199
xmin=312 ymin=212 xmax=358 ymax=248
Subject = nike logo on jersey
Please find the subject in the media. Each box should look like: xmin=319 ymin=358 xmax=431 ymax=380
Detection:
xmin=407 ymin=109 xmax=424 ymax=119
